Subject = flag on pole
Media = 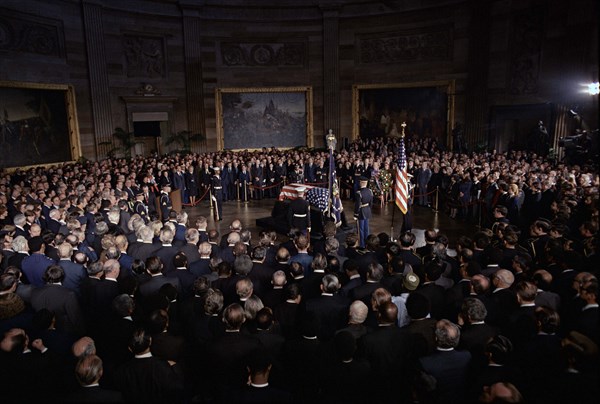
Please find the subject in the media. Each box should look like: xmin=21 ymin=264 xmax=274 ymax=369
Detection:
xmin=395 ymin=133 xmax=408 ymax=214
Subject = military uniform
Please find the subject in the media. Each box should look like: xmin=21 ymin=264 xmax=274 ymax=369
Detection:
xmin=288 ymin=192 xmax=311 ymax=233
xmin=212 ymin=170 xmax=223 ymax=221
xmin=159 ymin=190 xmax=172 ymax=222
xmin=354 ymin=180 xmax=373 ymax=248
xmin=133 ymin=197 xmax=149 ymax=223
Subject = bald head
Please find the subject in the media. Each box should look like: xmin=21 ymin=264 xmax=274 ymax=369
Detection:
xmin=348 ymin=300 xmax=368 ymax=324
xmin=493 ymin=269 xmax=514 ymax=289
xmin=72 ymin=336 xmax=96 ymax=358
xmin=377 ymin=301 xmax=398 ymax=325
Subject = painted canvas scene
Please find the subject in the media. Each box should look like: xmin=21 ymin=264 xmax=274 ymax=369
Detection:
xmin=221 ymin=91 xmax=307 ymax=150
xmin=358 ymin=86 xmax=448 ymax=144
xmin=0 ymin=86 xmax=72 ymax=168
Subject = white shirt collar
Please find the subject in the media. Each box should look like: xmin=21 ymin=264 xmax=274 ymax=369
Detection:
xmin=250 ymin=382 xmax=269 ymax=388
xmin=135 ymin=352 xmax=152 ymax=359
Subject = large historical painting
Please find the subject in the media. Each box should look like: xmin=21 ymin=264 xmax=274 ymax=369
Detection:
xmin=216 ymin=87 xmax=313 ymax=150
xmin=0 ymin=82 xmax=80 ymax=169
xmin=352 ymin=82 xmax=454 ymax=146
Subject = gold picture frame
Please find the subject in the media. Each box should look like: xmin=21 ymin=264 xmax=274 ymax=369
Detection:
xmin=352 ymin=80 xmax=455 ymax=145
xmin=0 ymin=80 xmax=81 ymax=169
xmin=215 ymin=86 xmax=313 ymax=150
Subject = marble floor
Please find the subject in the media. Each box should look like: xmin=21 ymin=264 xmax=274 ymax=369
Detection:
xmin=182 ymin=195 xmax=480 ymax=249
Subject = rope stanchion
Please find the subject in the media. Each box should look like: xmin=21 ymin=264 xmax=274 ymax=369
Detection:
xmin=434 ymin=186 xmax=439 ymax=213
xmin=182 ymin=187 xmax=211 ymax=207
xmin=247 ymin=181 xmax=285 ymax=191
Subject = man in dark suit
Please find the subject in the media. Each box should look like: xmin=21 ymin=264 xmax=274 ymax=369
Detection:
xmin=415 ymin=260 xmax=447 ymax=320
xmin=340 ymin=259 xmax=363 ymax=298
xmin=361 ymin=301 xmax=413 ymax=402
xmin=486 ymin=269 xmax=518 ymax=329
xmin=179 ymin=228 xmax=201 ymax=264
xmin=574 ymin=281 xmax=599 ymax=344
xmin=114 ymin=328 xmax=184 ymax=403
xmin=57 ymin=242 xmax=87 ymax=295
xmin=189 ymin=241 xmax=212 ymax=278
xmin=418 ymin=319 xmax=472 ymax=404
xmin=350 ymin=262 xmax=385 ymax=307
xmin=30 ymin=265 xmax=85 ymax=337
xmin=148 ymin=309 xmax=186 ymax=363
xmin=21 ymin=236 xmax=56 ymax=288
xmin=304 ymin=274 xmax=349 ymax=341
xmin=167 ymin=252 xmax=196 ymax=299
xmin=206 ymin=303 xmax=262 ymax=396
xmin=154 ymin=227 xmax=179 ymax=274
xmin=138 ymin=256 xmax=181 ymax=298
xmin=130 ymin=226 xmax=159 ymax=263
xmin=63 ymin=354 xmax=123 ymax=402
xmin=227 ymin=348 xmax=291 ymax=403
xmin=457 ymin=297 xmax=498 ymax=371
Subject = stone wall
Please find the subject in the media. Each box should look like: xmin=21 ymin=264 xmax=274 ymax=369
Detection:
xmin=0 ymin=0 xmax=596 ymax=162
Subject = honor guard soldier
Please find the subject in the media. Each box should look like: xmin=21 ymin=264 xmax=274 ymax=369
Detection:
xmin=133 ymin=191 xmax=149 ymax=223
xmin=212 ymin=166 xmax=223 ymax=221
xmin=160 ymin=184 xmax=172 ymax=222
xmin=354 ymin=176 xmax=373 ymax=248
xmin=288 ymin=187 xmax=311 ymax=234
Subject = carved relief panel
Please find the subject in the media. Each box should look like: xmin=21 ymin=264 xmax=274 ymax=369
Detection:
xmin=122 ymin=34 xmax=167 ymax=78
xmin=0 ymin=8 xmax=65 ymax=58
xmin=220 ymin=42 xmax=306 ymax=67
xmin=357 ymin=26 xmax=452 ymax=64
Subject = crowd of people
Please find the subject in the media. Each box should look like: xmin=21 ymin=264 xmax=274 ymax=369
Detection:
xmin=0 ymin=134 xmax=598 ymax=403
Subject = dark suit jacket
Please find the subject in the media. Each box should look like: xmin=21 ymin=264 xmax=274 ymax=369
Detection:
xmin=419 ymin=349 xmax=472 ymax=404
xmin=340 ymin=275 xmax=363 ymax=297
xmin=189 ymin=257 xmax=211 ymax=278
xmin=167 ymin=269 xmax=197 ymax=299
xmin=63 ymin=385 xmax=124 ymax=403
xmin=59 ymin=259 xmax=87 ymax=295
xmin=114 ymin=356 xmax=184 ymax=403
xmin=131 ymin=242 xmax=159 ymax=263
xmin=415 ymin=282 xmax=446 ymax=320
xmin=458 ymin=322 xmax=498 ymax=370
xmin=403 ymin=318 xmax=437 ymax=358
xmin=350 ymin=281 xmax=383 ymax=306
xmin=139 ymin=274 xmax=181 ymax=298
xmin=304 ymin=293 xmax=349 ymax=340
xmin=207 ymin=332 xmax=262 ymax=393
xmin=227 ymin=385 xmax=292 ymax=403
xmin=361 ymin=324 xmax=413 ymax=401
xmin=31 ymin=284 xmax=84 ymax=336
xmin=21 ymin=253 xmax=56 ymax=287
xmin=179 ymin=243 xmax=201 ymax=264
xmin=154 ymin=245 xmax=179 ymax=274
xmin=486 ymin=288 xmax=518 ymax=328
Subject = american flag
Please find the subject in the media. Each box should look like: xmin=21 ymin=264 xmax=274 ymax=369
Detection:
xmin=306 ymin=187 xmax=329 ymax=211
xmin=395 ymin=134 xmax=409 ymax=214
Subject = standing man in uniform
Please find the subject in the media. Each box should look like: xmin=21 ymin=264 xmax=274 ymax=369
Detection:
xmin=288 ymin=187 xmax=311 ymax=235
xmin=133 ymin=191 xmax=149 ymax=223
xmin=211 ymin=166 xmax=223 ymax=221
xmin=160 ymin=184 xmax=172 ymax=222
xmin=354 ymin=176 xmax=373 ymax=248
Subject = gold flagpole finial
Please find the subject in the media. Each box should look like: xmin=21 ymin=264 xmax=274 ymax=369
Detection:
xmin=400 ymin=122 xmax=407 ymax=138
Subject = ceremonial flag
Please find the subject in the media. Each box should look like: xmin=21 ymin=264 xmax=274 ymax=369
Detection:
xmin=395 ymin=136 xmax=408 ymax=214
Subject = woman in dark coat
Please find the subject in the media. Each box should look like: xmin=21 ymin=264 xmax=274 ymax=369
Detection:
xmin=185 ymin=166 xmax=199 ymax=206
